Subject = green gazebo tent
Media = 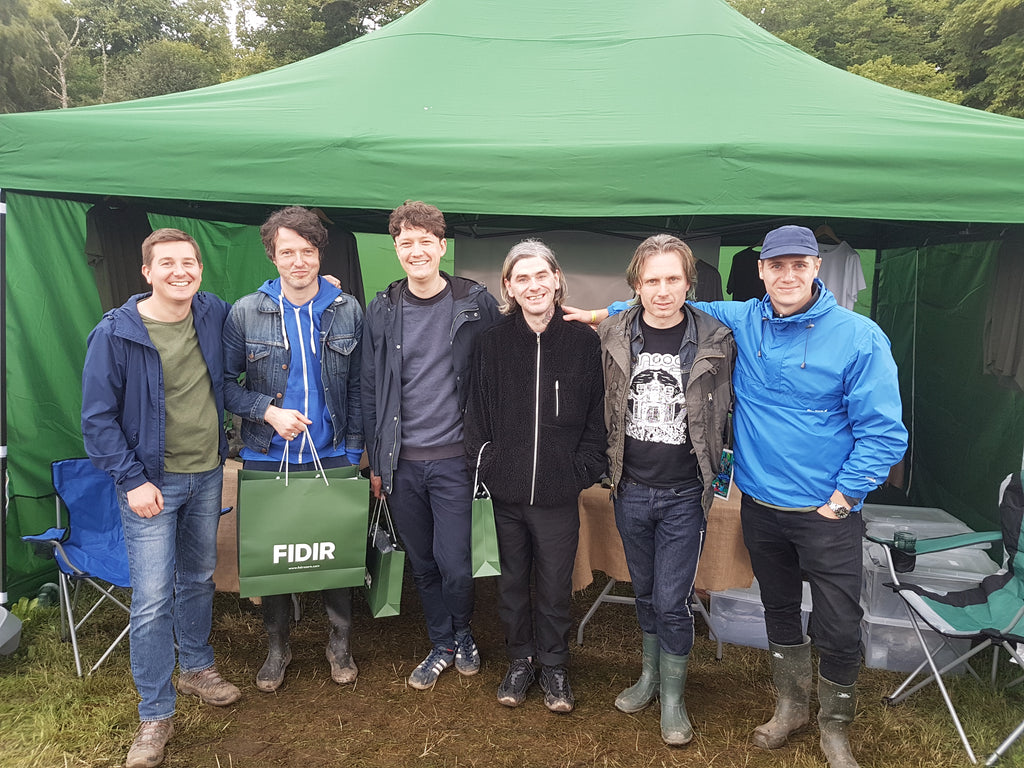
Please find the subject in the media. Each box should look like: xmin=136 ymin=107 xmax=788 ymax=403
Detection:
xmin=1 ymin=0 xmax=1022 ymax=599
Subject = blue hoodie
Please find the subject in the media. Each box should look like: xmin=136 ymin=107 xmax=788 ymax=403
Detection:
xmin=228 ymin=277 xmax=362 ymax=466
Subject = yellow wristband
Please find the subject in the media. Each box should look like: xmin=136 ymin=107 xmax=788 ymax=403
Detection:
xmin=590 ymin=310 xmax=597 ymax=324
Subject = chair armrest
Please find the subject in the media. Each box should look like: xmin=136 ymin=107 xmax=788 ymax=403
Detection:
xmin=21 ymin=527 xmax=67 ymax=543
xmin=866 ymin=530 xmax=1000 ymax=555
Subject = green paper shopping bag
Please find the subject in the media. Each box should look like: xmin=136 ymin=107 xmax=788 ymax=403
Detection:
xmin=471 ymin=442 xmax=501 ymax=578
xmin=236 ymin=464 xmax=368 ymax=598
xmin=363 ymin=497 xmax=405 ymax=617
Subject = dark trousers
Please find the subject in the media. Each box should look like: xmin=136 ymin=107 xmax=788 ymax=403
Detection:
xmin=740 ymin=495 xmax=864 ymax=685
xmin=243 ymin=457 xmax=353 ymax=645
xmin=388 ymin=456 xmax=474 ymax=650
xmin=494 ymin=499 xmax=580 ymax=667
xmin=614 ymin=479 xmax=706 ymax=656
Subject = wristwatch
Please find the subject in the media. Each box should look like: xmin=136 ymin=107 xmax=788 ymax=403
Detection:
xmin=826 ymin=500 xmax=851 ymax=519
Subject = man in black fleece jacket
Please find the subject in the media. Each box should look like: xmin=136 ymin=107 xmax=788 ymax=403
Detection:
xmin=464 ymin=239 xmax=606 ymax=714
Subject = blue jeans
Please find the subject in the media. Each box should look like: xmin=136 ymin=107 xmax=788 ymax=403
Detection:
xmin=614 ymin=479 xmax=706 ymax=656
xmin=118 ymin=467 xmax=223 ymax=721
xmin=741 ymin=495 xmax=864 ymax=685
xmin=387 ymin=456 xmax=473 ymax=650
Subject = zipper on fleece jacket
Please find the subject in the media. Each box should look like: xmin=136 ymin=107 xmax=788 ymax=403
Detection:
xmin=555 ymin=380 xmax=560 ymax=417
xmin=530 ymin=333 xmax=541 ymax=506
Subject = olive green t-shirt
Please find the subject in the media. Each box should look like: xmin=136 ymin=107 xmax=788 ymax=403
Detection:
xmin=142 ymin=313 xmax=220 ymax=473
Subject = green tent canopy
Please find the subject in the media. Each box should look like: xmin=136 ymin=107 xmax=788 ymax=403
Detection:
xmin=1 ymin=0 xmax=1023 ymax=228
xmin=1 ymin=0 xmax=1023 ymax=600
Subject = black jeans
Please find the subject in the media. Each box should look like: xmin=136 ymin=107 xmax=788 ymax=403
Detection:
xmin=388 ymin=456 xmax=474 ymax=650
xmin=740 ymin=496 xmax=864 ymax=685
xmin=493 ymin=499 xmax=580 ymax=667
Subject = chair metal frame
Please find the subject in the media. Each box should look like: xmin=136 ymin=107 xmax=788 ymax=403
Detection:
xmin=23 ymin=459 xmax=132 ymax=677
xmin=868 ymin=488 xmax=1024 ymax=766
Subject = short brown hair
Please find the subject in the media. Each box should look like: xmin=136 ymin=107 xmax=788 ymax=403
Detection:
xmin=260 ymin=206 xmax=328 ymax=261
xmin=142 ymin=228 xmax=201 ymax=267
xmin=625 ymin=234 xmax=697 ymax=294
xmin=389 ymin=200 xmax=446 ymax=240
xmin=499 ymin=239 xmax=568 ymax=315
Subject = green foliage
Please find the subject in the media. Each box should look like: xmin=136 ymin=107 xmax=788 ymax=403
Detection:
xmin=110 ymin=39 xmax=223 ymax=100
xmin=727 ymin=0 xmax=1021 ymax=116
xmin=850 ymin=55 xmax=964 ymax=103
xmin=0 ymin=0 xmax=49 ymax=113
xmin=237 ymin=0 xmax=365 ymax=66
xmin=941 ymin=0 xmax=1024 ymax=117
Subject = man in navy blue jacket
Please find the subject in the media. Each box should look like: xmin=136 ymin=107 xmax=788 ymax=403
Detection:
xmin=82 ymin=228 xmax=240 ymax=768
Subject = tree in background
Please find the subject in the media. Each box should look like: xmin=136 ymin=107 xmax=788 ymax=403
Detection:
xmin=726 ymin=0 xmax=1022 ymax=116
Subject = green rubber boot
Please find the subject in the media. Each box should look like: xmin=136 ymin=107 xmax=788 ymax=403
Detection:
xmin=752 ymin=638 xmax=812 ymax=749
xmin=615 ymin=633 xmax=660 ymax=713
xmin=659 ymin=650 xmax=693 ymax=746
xmin=818 ymin=676 xmax=860 ymax=768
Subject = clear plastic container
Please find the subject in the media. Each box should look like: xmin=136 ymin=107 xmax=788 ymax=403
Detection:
xmin=709 ymin=580 xmax=811 ymax=650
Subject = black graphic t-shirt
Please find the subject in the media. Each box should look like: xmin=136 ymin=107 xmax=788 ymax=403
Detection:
xmin=622 ymin=315 xmax=699 ymax=488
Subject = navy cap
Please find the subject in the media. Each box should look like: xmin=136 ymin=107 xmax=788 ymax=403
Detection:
xmin=760 ymin=225 xmax=819 ymax=260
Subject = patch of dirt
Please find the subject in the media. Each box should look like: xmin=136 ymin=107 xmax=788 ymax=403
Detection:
xmin=168 ymin=579 xmax=782 ymax=768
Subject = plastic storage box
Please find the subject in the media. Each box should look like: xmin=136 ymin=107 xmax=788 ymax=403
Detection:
xmin=862 ymin=608 xmax=972 ymax=674
xmin=860 ymin=503 xmax=988 ymax=549
xmin=709 ymin=580 xmax=811 ymax=650
xmin=861 ymin=541 xmax=1000 ymax=620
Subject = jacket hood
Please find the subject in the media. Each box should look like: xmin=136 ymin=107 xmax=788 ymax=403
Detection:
xmin=258 ymin=277 xmax=342 ymax=311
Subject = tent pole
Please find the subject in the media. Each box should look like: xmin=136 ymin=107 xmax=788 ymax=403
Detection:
xmin=0 ymin=188 xmax=8 ymax=605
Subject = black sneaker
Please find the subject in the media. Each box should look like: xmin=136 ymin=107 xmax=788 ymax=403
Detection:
xmin=497 ymin=658 xmax=535 ymax=707
xmin=539 ymin=664 xmax=575 ymax=713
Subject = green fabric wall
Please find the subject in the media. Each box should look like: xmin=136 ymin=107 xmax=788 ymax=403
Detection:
xmin=876 ymin=242 xmax=1024 ymax=532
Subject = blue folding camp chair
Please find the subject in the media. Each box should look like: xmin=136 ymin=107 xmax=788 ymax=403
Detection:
xmin=22 ymin=458 xmax=132 ymax=677
xmin=867 ymin=471 xmax=1024 ymax=766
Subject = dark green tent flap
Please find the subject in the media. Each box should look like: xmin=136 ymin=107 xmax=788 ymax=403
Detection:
xmin=1 ymin=0 xmax=1024 ymax=224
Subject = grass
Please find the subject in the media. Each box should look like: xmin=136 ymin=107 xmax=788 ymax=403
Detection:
xmin=2 ymin=578 xmax=1024 ymax=767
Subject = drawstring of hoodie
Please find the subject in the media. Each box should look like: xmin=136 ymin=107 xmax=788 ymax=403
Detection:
xmin=277 ymin=292 xmax=318 ymax=461
xmin=757 ymin=315 xmax=816 ymax=368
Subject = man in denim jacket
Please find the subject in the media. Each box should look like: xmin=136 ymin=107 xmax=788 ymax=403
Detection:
xmin=223 ymin=206 xmax=363 ymax=693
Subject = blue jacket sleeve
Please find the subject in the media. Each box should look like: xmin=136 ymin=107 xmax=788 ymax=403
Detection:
xmin=80 ymin=324 xmax=148 ymax=493
xmin=835 ymin=328 xmax=909 ymax=502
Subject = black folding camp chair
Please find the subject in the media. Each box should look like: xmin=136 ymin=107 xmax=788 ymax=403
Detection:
xmin=867 ymin=471 xmax=1024 ymax=766
xmin=23 ymin=459 xmax=132 ymax=677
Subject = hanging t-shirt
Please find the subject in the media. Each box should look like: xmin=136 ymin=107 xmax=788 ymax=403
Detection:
xmin=817 ymin=241 xmax=866 ymax=310
xmin=726 ymin=247 xmax=764 ymax=301
xmin=622 ymin=315 xmax=699 ymax=488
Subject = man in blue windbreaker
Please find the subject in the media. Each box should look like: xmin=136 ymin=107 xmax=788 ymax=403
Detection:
xmin=567 ymin=224 xmax=908 ymax=768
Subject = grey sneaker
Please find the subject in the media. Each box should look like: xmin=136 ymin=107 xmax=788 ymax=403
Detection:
xmin=539 ymin=664 xmax=575 ymax=713
xmin=408 ymin=646 xmax=455 ymax=690
xmin=497 ymin=658 xmax=536 ymax=707
xmin=176 ymin=666 xmax=241 ymax=706
xmin=454 ymin=630 xmax=481 ymax=676
xmin=126 ymin=718 xmax=174 ymax=768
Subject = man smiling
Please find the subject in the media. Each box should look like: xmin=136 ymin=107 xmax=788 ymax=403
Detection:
xmin=362 ymin=201 xmax=500 ymax=690
xmin=82 ymin=228 xmax=239 ymax=768
xmin=464 ymin=240 xmax=606 ymax=713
